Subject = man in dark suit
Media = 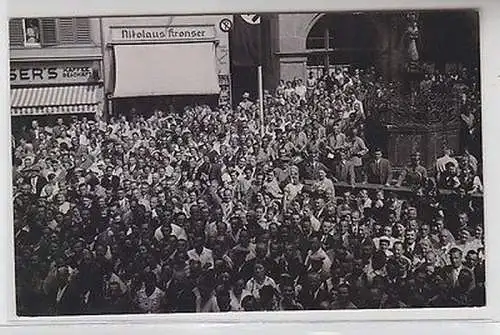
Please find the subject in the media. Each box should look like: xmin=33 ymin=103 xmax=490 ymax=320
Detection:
xmin=403 ymin=229 xmax=418 ymax=262
xmin=443 ymin=248 xmax=474 ymax=290
xmin=298 ymin=272 xmax=330 ymax=309
xmin=367 ymin=148 xmax=392 ymax=185
xmin=299 ymin=149 xmax=330 ymax=182
xmin=100 ymin=166 xmax=120 ymax=191
xmin=50 ymin=266 xmax=82 ymax=315
xmin=25 ymin=165 xmax=47 ymax=196
xmin=333 ymin=150 xmax=355 ymax=185
xmin=26 ymin=120 xmax=42 ymax=145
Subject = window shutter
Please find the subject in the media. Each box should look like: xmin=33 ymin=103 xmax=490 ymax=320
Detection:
xmin=40 ymin=18 xmax=57 ymax=46
xmin=9 ymin=19 xmax=24 ymax=47
xmin=75 ymin=17 xmax=92 ymax=44
xmin=58 ymin=18 xmax=76 ymax=44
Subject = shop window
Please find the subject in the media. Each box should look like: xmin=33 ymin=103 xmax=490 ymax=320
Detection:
xmin=9 ymin=17 xmax=92 ymax=48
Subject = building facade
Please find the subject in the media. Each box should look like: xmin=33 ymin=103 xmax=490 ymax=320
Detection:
xmin=274 ymin=11 xmax=479 ymax=83
xmin=99 ymin=15 xmax=232 ymax=116
xmin=9 ymin=17 xmax=105 ymax=123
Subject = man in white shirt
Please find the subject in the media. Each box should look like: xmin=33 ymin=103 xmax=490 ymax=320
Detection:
xmin=304 ymin=235 xmax=332 ymax=274
xmin=187 ymin=235 xmax=214 ymax=269
xmin=295 ymin=78 xmax=307 ymax=101
xmin=154 ymin=222 xmax=187 ymax=242
xmin=238 ymin=92 xmax=254 ymax=111
xmin=435 ymin=146 xmax=458 ymax=179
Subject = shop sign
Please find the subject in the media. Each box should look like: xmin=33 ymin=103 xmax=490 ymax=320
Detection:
xmin=110 ymin=25 xmax=216 ymax=43
xmin=10 ymin=61 xmax=99 ymax=85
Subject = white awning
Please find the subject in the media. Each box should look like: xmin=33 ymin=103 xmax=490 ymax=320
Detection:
xmin=113 ymin=43 xmax=220 ymax=98
xmin=11 ymin=85 xmax=102 ymax=116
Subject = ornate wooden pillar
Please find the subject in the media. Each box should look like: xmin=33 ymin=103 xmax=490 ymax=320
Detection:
xmin=383 ymin=11 xmax=462 ymax=170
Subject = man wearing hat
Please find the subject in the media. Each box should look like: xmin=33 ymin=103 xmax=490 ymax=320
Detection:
xmin=25 ymin=165 xmax=47 ymax=196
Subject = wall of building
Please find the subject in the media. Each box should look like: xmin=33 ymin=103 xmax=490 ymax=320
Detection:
xmin=10 ymin=18 xmax=102 ymax=61
xmin=277 ymin=14 xmax=317 ymax=82
xmin=9 ymin=17 xmax=104 ymax=89
xmin=100 ymin=15 xmax=232 ymax=100
xmin=8 ymin=17 xmax=105 ymax=118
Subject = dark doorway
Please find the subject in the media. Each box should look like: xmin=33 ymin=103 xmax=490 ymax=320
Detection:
xmin=418 ymin=10 xmax=480 ymax=71
xmin=306 ymin=13 xmax=378 ymax=70
xmin=111 ymin=95 xmax=219 ymax=119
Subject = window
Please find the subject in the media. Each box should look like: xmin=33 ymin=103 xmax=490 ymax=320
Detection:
xmin=23 ymin=19 xmax=41 ymax=47
xmin=9 ymin=17 xmax=92 ymax=48
xmin=305 ymin=13 xmax=377 ymax=68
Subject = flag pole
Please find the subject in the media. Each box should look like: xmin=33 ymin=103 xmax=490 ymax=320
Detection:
xmin=258 ymin=65 xmax=264 ymax=138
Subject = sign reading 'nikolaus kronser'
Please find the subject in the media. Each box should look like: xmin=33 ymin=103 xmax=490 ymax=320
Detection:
xmin=110 ymin=25 xmax=216 ymax=43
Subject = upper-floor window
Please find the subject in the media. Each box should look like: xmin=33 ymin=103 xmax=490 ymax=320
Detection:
xmin=9 ymin=17 xmax=92 ymax=48
xmin=23 ymin=18 xmax=41 ymax=47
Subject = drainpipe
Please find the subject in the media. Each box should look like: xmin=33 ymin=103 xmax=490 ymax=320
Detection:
xmin=98 ymin=17 xmax=109 ymax=120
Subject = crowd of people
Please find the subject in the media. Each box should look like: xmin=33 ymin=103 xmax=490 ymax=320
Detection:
xmin=12 ymin=65 xmax=484 ymax=316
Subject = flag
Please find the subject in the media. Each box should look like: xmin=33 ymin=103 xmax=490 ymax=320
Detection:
xmin=230 ymin=14 xmax=262 ymax=67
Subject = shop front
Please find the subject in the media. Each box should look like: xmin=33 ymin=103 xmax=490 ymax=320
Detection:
xmin=102 ymin=16 xmax=232 ymax=117
xmin=9 ymin=59 xmax=104 ymax=126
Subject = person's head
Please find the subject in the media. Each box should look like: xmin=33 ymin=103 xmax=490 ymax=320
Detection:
xmin=281 ymin=281 xmax=296 ymax=301
xmin=410 ymin=152 xmax=421 ymax=165
xmin=459 ymin=228 xmax=471 ymax=244
xmin=56 ymin=266 xmax=70 ymax=286
xmin=405 ymin=230 xmax=417 ymax=245
xmin=475 ymin=225 xmax=484 ymax=240
xmin=379 ymin=238 xmax=390 ymax=252
xmin=449 ymin=247 xmax=463 ymax=269
xmin=373 ymin=148 xmax=382 ymax=160
xmin=193 ymin=235 xmax=205 ymax=252
xmin=465 ymin=250 xmax=479 ymax=269
xmin=241 ymin=295 xmax=258 ymax=311
xmin=322 ymin=221 xmax=334 ymax=235
xmin=443 ymin=146 xmax=452 ymax=157
xmin=254 ymin=262 xmax=266 ymax=280
xmin=393 ymin=241 xmax=404 ymax=258
xmin=255 ymin=242 xmax=268 ymax=259
xmin=439 ymin=229 xmax=452 ymax=245
xmin=109 ymin=281 xmax=122 ymax=297
xmin=238 ymin=229 xmax=250 ymax=246
xmin=445 ymin=162 xmax=457 ymax=175
xmin=318 ymin=169 xmax=326 ymax=181
xmin=383 ymin=225 xmax=393 ymax=237
xmin=458 ymin=212 xmax=469 ymax=227
xmin=420 ymin=223 xmax=430 ymax=238
xmin=310 ymin=235 xmax=321 ymax=252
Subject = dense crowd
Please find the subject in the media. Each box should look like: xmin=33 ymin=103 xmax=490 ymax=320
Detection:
xmin=13 ymin=66 xmax=484 ymax=316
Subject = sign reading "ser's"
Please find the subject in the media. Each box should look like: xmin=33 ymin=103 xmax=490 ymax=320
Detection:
xmin=10 ymin=61 xmax=99 ymax=86
xmin=110 ymin=25 xmax=216 ymax=43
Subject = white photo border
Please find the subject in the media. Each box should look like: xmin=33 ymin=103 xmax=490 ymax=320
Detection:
xmin=1 ymin=0 xmax=499 ymax=326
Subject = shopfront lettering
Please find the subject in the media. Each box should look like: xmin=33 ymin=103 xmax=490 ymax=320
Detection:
xmin=10 ymin=62 xmax=98 ymax=86
xmin=10 ymin=67 xmax=58 ymax=81
xmin=112 ymin=25 xmax=215 ymax=43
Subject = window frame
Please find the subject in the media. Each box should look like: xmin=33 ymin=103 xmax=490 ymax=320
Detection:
xmin=10 ymin=17 xmax=94 ymax=49
xmin=21 ymin=18 xmax=42 ymax=48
